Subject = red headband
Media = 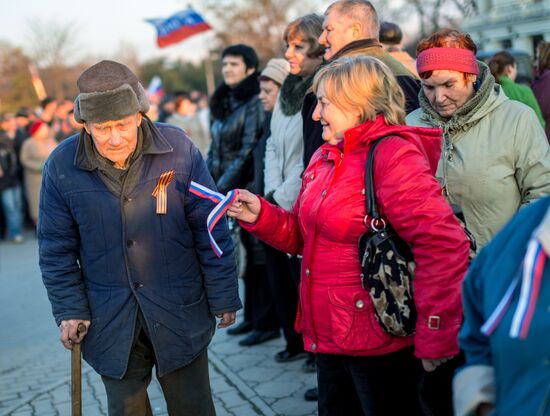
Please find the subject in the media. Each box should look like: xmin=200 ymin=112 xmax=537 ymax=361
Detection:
xmin=416 ymin=47 xmax=479 ymax=75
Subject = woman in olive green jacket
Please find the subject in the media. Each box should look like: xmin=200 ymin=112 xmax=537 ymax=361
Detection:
xmin=407 ymin=29 xmax=550 ymax=248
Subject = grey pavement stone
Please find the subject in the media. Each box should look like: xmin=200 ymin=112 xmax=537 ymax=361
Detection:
xmin=238 ymin=366 xmax=285 ymax=383
xmin=226 ymin=401 xmax=263 ymax=416
xmin=255 ymin=379 xmax=305 ymax=399
xmin=217 ymin=390 xmax=248 ymax=408
xmin=271 ymin=396 xmax=318 ymax=416
xmin=1 ymin=234 xmax=318 ymax=415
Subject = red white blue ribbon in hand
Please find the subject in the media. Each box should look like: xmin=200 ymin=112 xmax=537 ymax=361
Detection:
xmin=189 ymin=181 xmax=238 ymax=258
xmin=481 ymin=237 xmax=545 ymax=340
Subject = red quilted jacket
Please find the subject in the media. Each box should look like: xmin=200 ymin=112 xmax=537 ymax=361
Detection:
xmin=241 ymin=115 xmax=470 ymax=359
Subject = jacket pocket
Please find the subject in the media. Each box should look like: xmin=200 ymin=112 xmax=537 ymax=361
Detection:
xmin=327 ymin=286 xmax=393 ymax=352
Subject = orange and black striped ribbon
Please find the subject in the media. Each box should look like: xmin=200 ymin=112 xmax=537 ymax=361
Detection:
xmin=151 ymin=170 xmax=175 ymax=214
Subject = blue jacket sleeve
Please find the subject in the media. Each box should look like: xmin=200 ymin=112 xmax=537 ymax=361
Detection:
xmin=454 ymin=249 xmax=496 ymax=415
xmin=38 ymin=160 xmax=90 ymax=326
xmin=184 ymin=146 xmax=242 ymax=314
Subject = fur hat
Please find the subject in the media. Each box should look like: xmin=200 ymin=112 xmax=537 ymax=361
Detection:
xmin=73 ymin=60 xmax=150 ymax=123
xmin=260 ymin=59 xmax=290 ymax=86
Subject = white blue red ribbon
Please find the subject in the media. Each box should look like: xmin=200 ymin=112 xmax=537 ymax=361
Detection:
xmin=509 ymin=238 xmax=545 ymax=339
xmin=481 ymin=237 xmax=546 ymax=340
xmin=189 ymin=181 xmax=238 ymax=258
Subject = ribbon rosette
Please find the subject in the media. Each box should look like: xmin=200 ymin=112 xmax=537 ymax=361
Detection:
xmin=189 ymin=181 xmax=238 ymax=258
xmin=152 ymin=170 xmax=175 ymax=214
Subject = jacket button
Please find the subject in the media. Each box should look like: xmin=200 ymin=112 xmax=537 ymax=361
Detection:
xmin=310 ymin=174 xmax=314 ymax=180
xmin=321 ymin=190 xmax=327 ymax=197
xmin=133 ymin=282 xmax=143 ymax=289
xmin=305 ymin=268 xmax=310 ymax=277
xmin=311 ymin=343 xmax=317 ymax=350
xmin=123 ymin=197 xmax=132 ymax=204
xmin=355 ymin=300 xmax=365 ymax=309
xmin=126 ymin=240 xmax=135 ymax=247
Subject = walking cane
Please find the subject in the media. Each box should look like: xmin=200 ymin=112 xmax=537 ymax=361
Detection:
xmin=71 ymin=323 xmax=87 ymax=416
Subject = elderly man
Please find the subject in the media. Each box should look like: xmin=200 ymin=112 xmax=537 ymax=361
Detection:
xmin=38 ymin=60 xmax=241 ymax=416
xmin=302 ymin=0 xmax=421 ymax=166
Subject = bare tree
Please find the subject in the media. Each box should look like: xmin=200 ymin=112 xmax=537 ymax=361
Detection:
xmin=203 ymin=0 xmax=317 ymax=62
xmin=111 ymin=41 xmax=141 ymax=74
xmin=25 ymin=19 xmax=81 ymax=99
xmin=0 ymin=41 xmax=37 ymax=112
xmin=402 ymin=0 xmax=478 ymax=38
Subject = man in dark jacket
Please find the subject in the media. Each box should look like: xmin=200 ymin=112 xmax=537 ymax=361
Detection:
xmin=38 ymin=60 xmax=241 ymax=416
xmin=302 ymin=0 xmax=420 ymax=167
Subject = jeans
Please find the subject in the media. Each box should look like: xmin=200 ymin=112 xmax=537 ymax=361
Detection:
xmin=101 ymin=328 xmax=215 ymax=416
xmin=1 ymin=186 xmax=23 ymax=238
xmin=316 ymin=347 xmax=423 ymax=416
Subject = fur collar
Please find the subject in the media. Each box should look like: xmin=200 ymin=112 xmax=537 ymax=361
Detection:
xmin=209 ymin=73 xmax=260 ymax=120
xmin=279 ymin=74 xmax=315 ymax=116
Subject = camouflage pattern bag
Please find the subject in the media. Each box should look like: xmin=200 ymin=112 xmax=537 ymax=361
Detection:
xmin=359 ymin=223 xmax=416 ymax=337
xmin=358 ymin=136 xmax=417 ymax=337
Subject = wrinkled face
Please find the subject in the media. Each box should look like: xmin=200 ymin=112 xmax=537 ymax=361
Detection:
xmin=259 ymin=80 xmax=280 ymax=112
xmin=312 ymin=82 xmax=361 ymax=145
xmin=85 ymin=113 xmax=142 ymax=167
xmin=222 ymin=55 xmax=254 ymax=88
xmin=319 ymin=10 xmax=356 ymax=61
xmin=285 ymin=38 xmax=321 ymax=78
xmin=421 ymin=70 xmax=476 ymax=118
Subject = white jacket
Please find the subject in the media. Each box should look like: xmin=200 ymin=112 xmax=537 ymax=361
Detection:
xmin=264 ymin=98 xmax=304 ymax=211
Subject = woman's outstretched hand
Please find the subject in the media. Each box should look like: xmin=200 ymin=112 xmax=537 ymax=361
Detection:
xmin=227 ymin=189 xmax=261 ymax=224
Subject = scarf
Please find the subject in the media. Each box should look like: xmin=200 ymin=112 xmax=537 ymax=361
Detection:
xmin=279 ymin=74 xmax=315 ymax=116
xmin=419 ymin=61 xmax=496 ymax=134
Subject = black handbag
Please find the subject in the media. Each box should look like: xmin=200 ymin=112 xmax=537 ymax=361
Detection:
xmin=358 ymin=136 xmax=417 ymax=337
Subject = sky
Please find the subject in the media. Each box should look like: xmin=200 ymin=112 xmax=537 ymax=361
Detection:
xmin=0 ymin=0 xmax=229 ymax=64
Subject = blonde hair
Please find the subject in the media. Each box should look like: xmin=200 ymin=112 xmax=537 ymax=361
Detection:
xmin=312 ymin=56 xmax=406 ymax=125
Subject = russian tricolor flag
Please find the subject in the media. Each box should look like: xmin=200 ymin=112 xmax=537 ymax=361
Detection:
xmin=146 ymin=9 xmax=212 ymax=49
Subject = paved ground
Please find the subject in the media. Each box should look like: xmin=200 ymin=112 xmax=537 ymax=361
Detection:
xmin=0 ymin=232 xmax=317 ymax=415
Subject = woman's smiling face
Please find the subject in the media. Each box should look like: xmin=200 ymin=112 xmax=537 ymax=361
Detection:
xmin=312 ymin=82 xmax=361 ymax=145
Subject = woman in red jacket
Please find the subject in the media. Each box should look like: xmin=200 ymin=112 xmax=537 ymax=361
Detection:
xmin=228 ymin=56 xmax=470 ymax=415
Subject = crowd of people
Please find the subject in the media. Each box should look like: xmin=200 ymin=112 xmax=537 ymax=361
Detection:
xmin=0 ymin=98 xmax=82 ymax=241
xmin=3 ymin=0 xmax=550 ymax=415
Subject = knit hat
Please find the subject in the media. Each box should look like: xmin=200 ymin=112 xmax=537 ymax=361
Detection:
xmin=417 ymin=47 xmax=479 ymax=76
xmin=73 ymin=60 xmax=150 ymax=123
xmin=260 ymin=59 xmax=290 ymax=86
xmin=29 ymin=120 xmax=46 ymax=136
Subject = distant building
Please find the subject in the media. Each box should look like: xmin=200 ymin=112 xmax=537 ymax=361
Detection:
xmin=462 ymin=0 xmax=550 ymax=56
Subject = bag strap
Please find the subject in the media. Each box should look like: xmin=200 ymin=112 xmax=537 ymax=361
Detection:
xmin=365 ymin=135 xmax=403 ymax=220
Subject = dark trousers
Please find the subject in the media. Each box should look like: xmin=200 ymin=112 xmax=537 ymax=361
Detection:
xmin=316 ymin=347 xmax=423 ymax=416
xmin=263 ymin=243 xmax=304 ymax=353
xmin=101 ymin=329 xmax=215 ymax=416
xmin=418 ymin=353 xmax=465 ymax=416
xmin=242 ymin=263 xmax=279 ymax=331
